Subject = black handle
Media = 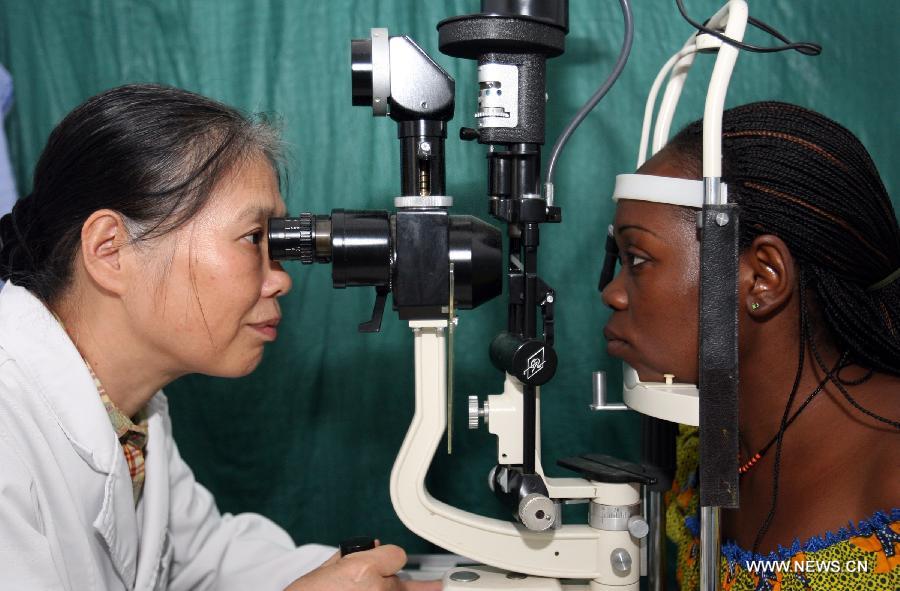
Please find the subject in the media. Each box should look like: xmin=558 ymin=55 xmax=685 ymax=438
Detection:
xmin=339 ymin=536 xmax=376 ymax=557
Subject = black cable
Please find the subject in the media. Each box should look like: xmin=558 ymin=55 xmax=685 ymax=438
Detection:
xmin=675 ymin=0 xmax=822 ymax=56
xmin=545 ymin=0 xmax=633 ymax=185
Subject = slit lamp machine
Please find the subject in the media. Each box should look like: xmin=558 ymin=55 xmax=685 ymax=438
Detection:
xmin=267 ymin=1 xmax=819 ymax=589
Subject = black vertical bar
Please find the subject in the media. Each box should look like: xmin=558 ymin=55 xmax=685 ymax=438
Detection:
xmin=522 ymin=222 xmax=539 ymax=474
xmin=698 ymin=203 xmax=741 ymax=508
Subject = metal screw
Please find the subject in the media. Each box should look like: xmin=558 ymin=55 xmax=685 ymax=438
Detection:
xmin=449 ymin=570 xmax=480 ymax=582
xmin=715 ymin=212 xmax=730 ymax=226
xmin=417 ymin=141 xmax=432 ymax=159
xmin=610 ymin=548 xmax=632 ymax=575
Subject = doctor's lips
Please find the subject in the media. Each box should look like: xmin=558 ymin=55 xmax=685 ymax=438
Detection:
xmin=249 ymin=316 xmax=281 ymax=341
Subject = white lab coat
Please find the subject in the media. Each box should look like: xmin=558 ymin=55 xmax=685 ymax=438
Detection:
xmin=0 ymin=282 xmax=335 ymax=591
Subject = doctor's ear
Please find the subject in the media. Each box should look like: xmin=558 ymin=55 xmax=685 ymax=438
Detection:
xmin=79 ymin=210 xmax=135 ymax=296
xmin=740 ymin=234 xmax=797 ymax=318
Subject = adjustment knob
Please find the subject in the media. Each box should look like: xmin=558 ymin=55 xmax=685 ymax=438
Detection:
xmin=267 ymin=213 xmax=316 ymax=264
xmin=627 ymin=515 xmax=650 ymax=539
xmin=459 ymin=127 xmax=480 ymax=141
xmin=518 ymin=493 xmax=556 ymax=531
xmin=468 ymin=396 xmax=488 ymax=429
xmin=294 ymin=213 xmax=315 ymax=264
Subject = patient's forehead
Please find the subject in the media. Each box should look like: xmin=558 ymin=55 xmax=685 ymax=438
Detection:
xmin=637 ymin=149 xmax=699 ymax=180
xmin=614 ymin=199 xmax=690 ymax=236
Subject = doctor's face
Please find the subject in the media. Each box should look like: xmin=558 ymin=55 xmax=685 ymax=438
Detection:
xmin=601 ymin=155 xmax=701 ymax=384
xmin=126 ymin=155 xmax=292 ymax=378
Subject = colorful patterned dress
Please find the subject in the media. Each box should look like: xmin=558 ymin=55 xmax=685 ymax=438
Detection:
xmin=666 ymin=425 xmax=900 ymax=591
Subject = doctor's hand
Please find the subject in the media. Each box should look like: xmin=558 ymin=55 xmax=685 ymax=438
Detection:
xmin=283 ymin=545 xmax=442 ymax=591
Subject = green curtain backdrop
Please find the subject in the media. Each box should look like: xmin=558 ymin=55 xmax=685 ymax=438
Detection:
xmin=1 ymin=0 xmax=896 ymax=558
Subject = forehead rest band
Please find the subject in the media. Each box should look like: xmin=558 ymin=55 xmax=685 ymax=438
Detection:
xmin=612 ymin=173 xmax=708 ymax=208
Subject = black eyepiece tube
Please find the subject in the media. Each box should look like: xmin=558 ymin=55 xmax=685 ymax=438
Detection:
xmin=350 ymin=39 xmax=374 ymax=107
xmin=268 ymin=214 xmax=331 ymax=264
xmin=330 ymin=210 xmax=392 ymax=289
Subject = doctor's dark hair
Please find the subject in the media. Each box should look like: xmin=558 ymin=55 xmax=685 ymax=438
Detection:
xmin=0 ymin=83 xmax=281 ymax=305
xmin=664 ymin=101 xmax=900 ymax=376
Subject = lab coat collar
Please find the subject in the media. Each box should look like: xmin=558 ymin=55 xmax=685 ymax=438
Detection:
xmin=0 ymin=282 xmax=119 ymax=473
xmin=0 ymin=282 xmax=169 ymax=589
xmin=134 ymin=395 xmax=171 ymax=591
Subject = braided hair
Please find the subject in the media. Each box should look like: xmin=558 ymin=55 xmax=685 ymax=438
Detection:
xmin=0 ymin=84 xmax=282 ymax=306
xmin=666 ymin=101 xmax=900 ymax=376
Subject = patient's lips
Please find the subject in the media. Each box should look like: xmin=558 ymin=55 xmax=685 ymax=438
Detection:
xmin=603 ymin=325 xmax=629 ymax=357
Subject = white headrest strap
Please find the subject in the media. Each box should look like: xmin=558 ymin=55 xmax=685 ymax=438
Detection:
xmin=612 ymin=173 xmax=706 ymax=208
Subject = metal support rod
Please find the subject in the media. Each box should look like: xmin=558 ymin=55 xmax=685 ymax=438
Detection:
xmin=647 ymin=490 xmax=664 ymax=591
xmin=700 ymin=506 xmax=721 ymax=591
xmin=522 ymin=227 xmax=539 ymax=474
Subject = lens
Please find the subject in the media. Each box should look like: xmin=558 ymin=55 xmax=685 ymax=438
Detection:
xmin=448 ymin=215 xmax=502 ymax=309
xmin=350 ymin=39 xmax=374 ymax=107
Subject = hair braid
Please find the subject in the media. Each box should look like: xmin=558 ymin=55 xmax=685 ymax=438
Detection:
xmin=667 ymin=101 xmax=900 ymax=375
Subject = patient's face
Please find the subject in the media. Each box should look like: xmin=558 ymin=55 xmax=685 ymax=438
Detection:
xmin=125 ymin=156 xmax=292 ymax=378
xmin=601 ymin=154 xmax=701 ymax=383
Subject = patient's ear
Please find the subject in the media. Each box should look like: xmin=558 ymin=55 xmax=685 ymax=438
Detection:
xmin=740 ymin=234 xmax=796 ymax=318
xmin=79 ymin=209 xmax=133 ymax=296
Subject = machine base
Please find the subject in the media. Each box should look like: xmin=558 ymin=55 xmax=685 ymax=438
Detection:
xmin=442 ymin=566 xmax=638 ymax=591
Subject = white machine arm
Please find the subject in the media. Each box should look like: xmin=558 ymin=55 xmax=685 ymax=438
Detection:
xmin=390 ymin=320 xmax=641 ymax=589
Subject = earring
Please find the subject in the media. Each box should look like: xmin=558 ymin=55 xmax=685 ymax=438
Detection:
xmin=751 ymin=302 xmax=760 ymax=311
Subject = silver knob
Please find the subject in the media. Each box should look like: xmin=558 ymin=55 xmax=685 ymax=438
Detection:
xmin=627 ymin=515 xmax=650 ymax=539
xmin=467 ymin=396 xmax=488 ymax=429
xmin=518 ymin=493 xmax=556 ymax=531
xmin=449 ymin=570 xmax=480 ymax=582
xmin=610 ymin=548 xmax=632 ymax=575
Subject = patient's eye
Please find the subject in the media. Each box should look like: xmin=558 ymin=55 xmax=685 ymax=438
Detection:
xmin=620 ymin=251 xmax=648 ymax=269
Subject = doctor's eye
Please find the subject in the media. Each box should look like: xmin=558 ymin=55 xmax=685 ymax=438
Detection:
xmin=242 ymin=230 xmax=263 ymax=246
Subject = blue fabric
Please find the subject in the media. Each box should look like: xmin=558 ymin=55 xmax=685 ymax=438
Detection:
xmin=720 ymin=507 xmax=900 ymax=567
xmin=0 ymin=64 xmax=15 ymax=288
xmin=0 ymin=64 xmax=16 ymax=215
